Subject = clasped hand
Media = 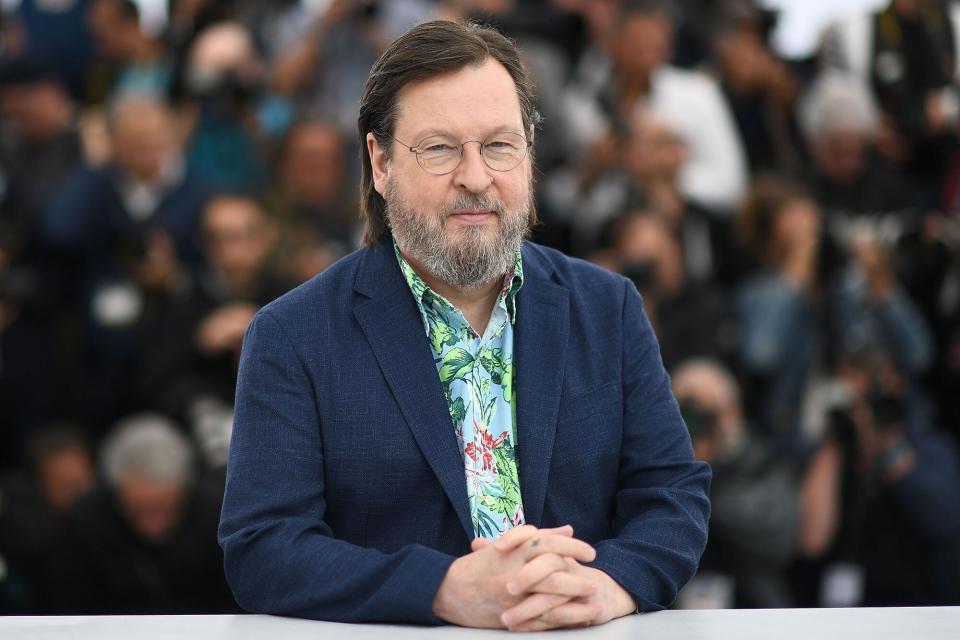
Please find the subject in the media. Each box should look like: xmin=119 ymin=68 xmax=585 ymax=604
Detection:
xmin=432 ymin=524 xmax=635 ymax=631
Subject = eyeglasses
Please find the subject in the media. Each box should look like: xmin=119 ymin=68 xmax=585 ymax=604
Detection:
xmin=391 ymin=131 xmax=531 ymax=175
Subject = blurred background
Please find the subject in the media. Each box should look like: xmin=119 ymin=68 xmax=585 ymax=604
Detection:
xmin=1 ymin=0 xmax=959 ymax=615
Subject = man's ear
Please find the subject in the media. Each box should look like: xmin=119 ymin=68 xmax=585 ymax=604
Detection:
xmin=367 ymin=132 xmax=389 ymax=196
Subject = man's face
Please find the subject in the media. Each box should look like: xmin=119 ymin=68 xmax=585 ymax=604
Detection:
xmin=116 ymin=473 xmax=186 ymax=544
xmin=283 ymin=124 xmax=344 ymax=206
xmin=616 ymin=14 xmax=672 ymax=79
xmin=813 ymin=130 xmax=868 ymax=184
xmin=203 ymin=197 xmax=274 ymax=281
xmin=112 ymin=103 xmax=177 ymax=183
xmin=38 ymin=447 xmax=95 ymax=512
xmin=88 ymin=0 xmax=134 ymax=61
xmin=368 ymin=58 xmax=533 ymax=289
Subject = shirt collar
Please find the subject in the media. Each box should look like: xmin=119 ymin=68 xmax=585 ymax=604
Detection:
xmin=393 ymin=238 xmax=524 ymax=336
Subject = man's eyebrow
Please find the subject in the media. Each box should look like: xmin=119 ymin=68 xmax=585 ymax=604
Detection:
xmin=406 ymin=128 xmax=447 ymax=141
xmin=406 ymin=126 xmax=525 ymax=142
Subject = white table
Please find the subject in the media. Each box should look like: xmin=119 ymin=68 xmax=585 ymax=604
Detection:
xmin=2 ymin=607 xmax=957 ymax=639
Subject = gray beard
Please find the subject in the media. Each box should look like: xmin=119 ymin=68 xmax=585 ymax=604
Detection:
xmin=385 ymin=183 xmax=530 ymax=290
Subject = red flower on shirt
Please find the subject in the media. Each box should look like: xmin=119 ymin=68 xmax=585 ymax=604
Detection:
xmin=465 ymin=425 xmax=509 ymax=472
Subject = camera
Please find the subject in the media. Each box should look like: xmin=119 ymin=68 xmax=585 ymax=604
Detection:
xmin=680 ymin=398 xmax=718 ymax=440
xmin=621 ymin=259 xmax=657 ymax=297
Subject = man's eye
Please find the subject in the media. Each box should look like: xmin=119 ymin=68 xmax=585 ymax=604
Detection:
xmin=424 ymin=144 xmax=455 ymax=153
xmin=486 ymin=140 xmax=515 ymax=149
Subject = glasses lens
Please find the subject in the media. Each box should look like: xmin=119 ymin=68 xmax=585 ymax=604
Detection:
xmin=483 ymin=133 xmax=527 ymax=171
xmin=415 ymin=135 xmax=461 ymax=174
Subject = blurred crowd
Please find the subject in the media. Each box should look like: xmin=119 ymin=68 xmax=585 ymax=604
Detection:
xmin=1 ymin=0 xmax=959 ymax=615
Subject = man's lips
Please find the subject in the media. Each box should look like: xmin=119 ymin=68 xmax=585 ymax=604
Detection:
xmin=449 ymin=210 xmax=497 ymax=224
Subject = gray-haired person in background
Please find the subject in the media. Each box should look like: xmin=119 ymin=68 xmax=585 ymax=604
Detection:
xmin=45 ymin=414 xmax=237 ymax=614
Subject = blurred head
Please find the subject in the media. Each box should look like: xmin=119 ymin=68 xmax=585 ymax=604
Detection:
xmin=185 ymin=22 xmax=261 ymax=104
xmin=610 ymin=211 xmax=684 ymax=297
xmin=358 ymin=20 xmax=541 ymax=252
xmin=713 ymin=10 xmax=769 ymax=92
xmin=891 ymin=0 xmax=923 ymax=17
xmin=101 ymin=414 xmax=196 ymax=544
xmin=737 ymin=176 xmax=820 ymax=265
xmin=835 ymin=346 xmax=908 ymax=433
xmin=202 ymin=194 xmax=276 ymax=285
xmin=107 ymin=95 xmax=180 ymax=182
xmin=836 ymin=346 xmax=903 ymax=396
xmin=88 ymin=0 xmax=143 ymax=62
xmin=280 ymin=119 xmax=346 ymax=207
xmin=623 ymin=108 xmax=686 ymax=183
xmin=671 ymin=359 xmax=744 ymax=461
xmin=26 ymin=427 xmax=95 ymax=512
xmin=613 ymin=0 xmax=673 ymax=80
xmin=798 ymin=72 xmax=878 ymax=184
xmin=0 ymin=64 xmax=73 ymax=143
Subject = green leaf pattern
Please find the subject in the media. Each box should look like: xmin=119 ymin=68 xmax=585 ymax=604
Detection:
xmin=394 ymin=241 xmax=525 ymax=539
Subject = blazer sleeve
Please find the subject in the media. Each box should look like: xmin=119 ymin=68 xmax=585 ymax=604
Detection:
xmin=588 ymin=280 xmax=712 ymax=612
xmin=218 ymin=310 xmax=455 ymax=624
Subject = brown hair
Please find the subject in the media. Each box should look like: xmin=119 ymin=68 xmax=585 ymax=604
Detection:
xmin=357 ymin=20 xmax=541 ymax=246
xmin=736 ymin=175 xmax=812 ymax=262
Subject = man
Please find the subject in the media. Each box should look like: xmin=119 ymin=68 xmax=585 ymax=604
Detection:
xmin=671 ymin=360 xmax=804 ymax=608
xmin=50 ymin=414 xmax=237 ymax=614
xmin=219 ymin=20 xmax=710 ymax=631
xmin=42 ymin=94 xmax=210 ymax=432
xmin=560 ymin=0 xmax=747 ymax=213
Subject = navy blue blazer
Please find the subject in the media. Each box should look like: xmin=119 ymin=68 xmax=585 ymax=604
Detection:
xmin=218 ymin=239 xmax=711 ymax=624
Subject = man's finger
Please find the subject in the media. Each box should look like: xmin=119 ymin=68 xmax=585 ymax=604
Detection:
xmin=524 ymin=569 xmax=597 ymax=598
xmin=518 ymin=534 xmax=596 ymax=564
xmin=500 ymin=592 xmax=570 ymax=629
xmin=507 ymin=553 xmax=567 ymax=595
xmin=511 ymin=602 xmax=601 ymax=632
xmin=493 ymin=524 xmax=573 ymax=552
xmin=470 ymin=537 xmax=493 ymax=552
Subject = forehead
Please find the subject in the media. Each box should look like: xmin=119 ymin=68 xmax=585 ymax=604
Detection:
xmin=394 ymin=58 xmax=524 ymax=139
xmin=205 ymin=198 xmax=262 ymax=224
xmin=622 ymin=12 xmax=671 ymax=34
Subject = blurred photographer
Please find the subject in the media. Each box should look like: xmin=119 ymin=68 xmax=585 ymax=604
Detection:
xmin=559 ymin=0 xmax=748 ymax=214
xmin=736 ymin=177 xmax=824 ymax=444
xmin=821 ymin=0 xmax=960 ymax=202
xmin=179 ymin=21 xmax=282 ymax=190
xmin=672 ymin=360 xmax=808 ymax=608
xmin=86 ymin=0 xmax=171 ymax=101
xmin=268 ymin=0 xmax=386 ymax=134
xmin=267 ymin=117 xmax=355 ymax=283
xmin=797 ymin=70 xmax=914 ymax=224
xmin=0 ymin=426 xmax=94 ymax=613
xmin=736 ymin=176 xmax=931 ymax=449
xmin=792 ymin=347 xmax=960 ymax=606
xmin=136 ymin=193 xmax=293 ymax=450
xmin=42 ymin=94 xmax=209 ymax=432
xmin=594 ymin=211 xmax=735 ymax=371
xmin=0 ymin=58 xmax=82 ymax=240
xmin=48 ymin=414 xmax=237 ymax=613
xmin=832 ymin=225 xmax=933 ymax=378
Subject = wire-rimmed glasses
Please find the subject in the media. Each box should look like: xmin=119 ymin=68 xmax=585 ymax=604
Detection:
xmin=392 ymin=131 xmax=531 ymax=175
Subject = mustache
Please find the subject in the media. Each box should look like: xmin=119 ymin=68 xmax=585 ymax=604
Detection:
xmin=439 ymin=193 xmax=505 ymax=217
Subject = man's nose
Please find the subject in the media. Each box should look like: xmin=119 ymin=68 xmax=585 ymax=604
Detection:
xmin=453 ymin=141 xmax=493 ymax=193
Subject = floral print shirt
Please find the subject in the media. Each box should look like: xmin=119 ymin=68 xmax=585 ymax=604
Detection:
xmin=394 ymin=241 xmax=525 ymax=539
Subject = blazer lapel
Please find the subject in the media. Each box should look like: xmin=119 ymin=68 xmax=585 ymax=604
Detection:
xmin=352 ymin=243 xmax=474 ymax=540
xmin=514 ymin=245 xmax=570 ymax=526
